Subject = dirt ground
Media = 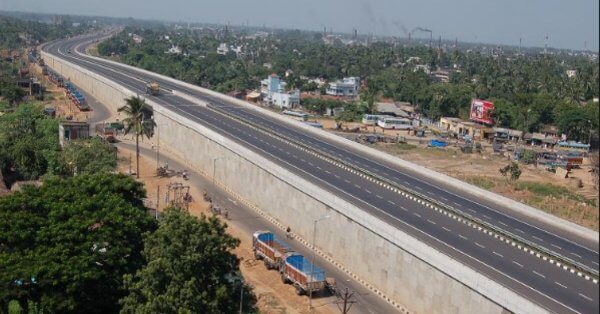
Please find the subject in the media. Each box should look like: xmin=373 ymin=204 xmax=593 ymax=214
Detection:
xmin=374 ymin=142 xmax=599 ymax=230
xmin=115 ymin=143 xmax=334 ymax=314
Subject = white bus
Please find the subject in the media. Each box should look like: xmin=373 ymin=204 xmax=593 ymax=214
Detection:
xmin=362 ymin=114 xmax=389 ymax=125
xmin=377 ymin=117 xmax=414 ymax=130
xmin=282 ymin=110 xmax=309 ymax=121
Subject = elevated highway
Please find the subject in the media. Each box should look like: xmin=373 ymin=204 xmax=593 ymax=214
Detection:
xmin=42 ymin=33 xmax=599 ymax=313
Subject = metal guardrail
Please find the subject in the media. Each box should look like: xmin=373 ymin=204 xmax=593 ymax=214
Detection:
xmin=206 ymin=103 xmax=599 ymax=281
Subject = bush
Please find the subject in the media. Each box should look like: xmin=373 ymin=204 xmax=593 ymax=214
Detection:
xmin=499 ymin=162 xmax=522 ymax=181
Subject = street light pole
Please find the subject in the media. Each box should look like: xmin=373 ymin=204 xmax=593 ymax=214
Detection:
xmin=309 ymin=215 xmax=330 ymax=311
xmin=155 ymin=118 xmax=159 ymax=170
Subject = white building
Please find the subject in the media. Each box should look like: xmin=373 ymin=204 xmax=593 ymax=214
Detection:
xmin=217 ymin=43 xmax=229 ymax=55
xmin=130 ymin=34 xmax=143 ymax=44
xmin=414 ymin=64 xmax=431 ymax=74
xmin=165 ymin=45 xmax=182 ymax=54
xmin=566 ymin=69 xmax=577 ymax=78
xmin=326 ymin=77 xmax=360 ymax=97
xmin=260 ymin=74 xmax=300 ymax=109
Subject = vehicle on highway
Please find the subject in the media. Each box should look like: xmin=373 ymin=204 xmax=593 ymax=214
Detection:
xmin=282 ymin=110 xmax=309 ymax=121
xmin=145 ymin=81 xmax=160 ymax=95
xmin=377 ymin=117 xmax=414 ymax=130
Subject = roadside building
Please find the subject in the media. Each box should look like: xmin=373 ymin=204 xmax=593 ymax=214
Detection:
xmin=260 ymin=74 xmax=300 ymax=109
xmin=523 ymin=132 xmax=559 ymax=149
xmin=493 ymin=127 xmax=523 ymax=142
xmin=59 ymin=121 xmax=90 ymax=147
xmin=439 ymin=117 xmax=494 ymax=140
xmin=557 ymin=141 xmax=590 ymax=153
xmin=458 ymin=121 xmax=494 ymax=140
xmin=440 ymin=117 xmax=463 ymax=134
xmin=376 ymin=102 xmax=412 ymax=118
xmin=326 ymin=77 xmax=360 ymax=97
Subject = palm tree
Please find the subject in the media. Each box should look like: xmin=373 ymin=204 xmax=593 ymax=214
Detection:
xmin=118 ymin=96 xmax=155 ymax=178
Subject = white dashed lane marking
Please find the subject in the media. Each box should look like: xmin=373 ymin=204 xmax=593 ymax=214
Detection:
xmin=458 ymin=234 xmax=468 ymax=240
xmin=427 ymin=219 xmax=436 ymax=225
xmin=413 ymin=212 xmax=422 ymax=218
xmin=555 ymin=281 xmax=567 ymax=289
xmin=512 ymin=261 xmax=523 ymax=268
xmin=579 ymin=293 xmax=593 ymax=301
xmin=475 ymin=242 xmax=485 ymax=249
xmin=533 ymin=271 xmax=546 ymax=278
xmin=493 ymin=251 xmax=504 ymax=258
xmin=442 ymin=227 xmax=451 ymax=232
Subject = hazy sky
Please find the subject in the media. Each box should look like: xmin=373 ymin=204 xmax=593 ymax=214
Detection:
xmin=1 ymin=0 xmax=598 ymax=50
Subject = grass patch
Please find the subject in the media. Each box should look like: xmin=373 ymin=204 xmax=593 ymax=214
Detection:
xmin=396 ymin=143 xmax=417 ymax=150
xmin=514 ymin=181 xmax=594 ymax=205
xmin=466 ymin=176 xmax=497 ymax=190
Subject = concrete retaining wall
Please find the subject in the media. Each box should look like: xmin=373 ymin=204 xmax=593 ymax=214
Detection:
xmin=42 ymin=50 xmax=547 ymax=314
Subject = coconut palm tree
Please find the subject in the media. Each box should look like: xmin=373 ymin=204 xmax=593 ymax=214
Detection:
xmin=118 ymin=96 xmax=155 ymax=178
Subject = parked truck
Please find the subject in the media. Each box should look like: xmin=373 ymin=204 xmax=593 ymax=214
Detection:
xmin=145 ymin=82 xmax=160 ymax=96
xmin=281 ymin=253 xmax=327 ymax=296
xmin=252 ymin=231 xmax=291 ymax=269
xmin=252 ymin=230 xmax=332 ymax=296
xmin=95 ymin=123 xmax=117 ymax=143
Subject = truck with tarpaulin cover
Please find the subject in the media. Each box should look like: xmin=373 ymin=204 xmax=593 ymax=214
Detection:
xmin=252 ymin=231 xmax=292 ymax=269
xmin=281 ymin=253 xmax=327 ymax=296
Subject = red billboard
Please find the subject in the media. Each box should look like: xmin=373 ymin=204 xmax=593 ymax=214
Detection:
xmin=470 ymin=99 xmax=494 ymax=125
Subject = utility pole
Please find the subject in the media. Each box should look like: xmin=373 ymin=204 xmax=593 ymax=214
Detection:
xmin=156 ymin=185 xmax=160 ymax=219
xmin=309 ymin=215 xmax=330 ymax=311
xmin=155 ymin=119 xmax=159 ymax=170
xmin=335 ymin=288 xmax=357 ymax=314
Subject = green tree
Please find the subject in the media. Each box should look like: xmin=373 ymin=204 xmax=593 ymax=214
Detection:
xmin=59 ymin=137 xmax=117 ymax=176
xmin=0 ymin=174 xmax=157 ymax=313
xmin=118 ymin=96 xmax=155 ymax=178
xmin=120 ymin=208 xmax=256 ymax=314
xmin=499 ymin=162 xmax=522 ymax=182
xmin=0 ymin=104 xmax=60 ymax=181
